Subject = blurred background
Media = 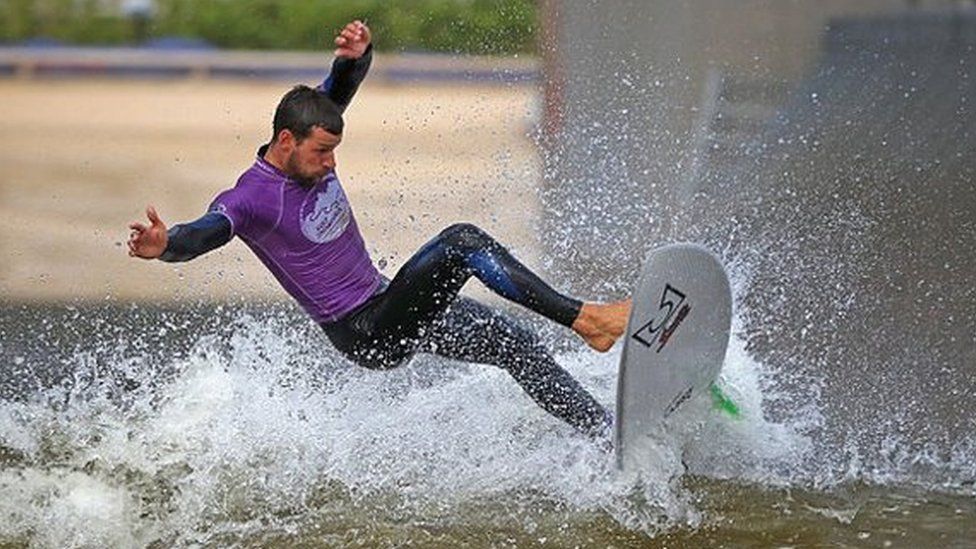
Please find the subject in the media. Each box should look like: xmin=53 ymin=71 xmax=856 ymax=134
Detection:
xmin=0 ymin=0 xmax=543 ymax=304
xmin=1 ymin=1 xmax=975 ymax=546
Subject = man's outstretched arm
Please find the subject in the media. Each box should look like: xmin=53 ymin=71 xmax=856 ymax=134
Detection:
xmin=128 ymin=206 xmax=232 ymax=262
xmin=318 ymin=20 xmax=372 ymax=113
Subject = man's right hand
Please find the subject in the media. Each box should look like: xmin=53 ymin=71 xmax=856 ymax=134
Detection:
xmin=127 ymin=205 xmax=168 ymax=259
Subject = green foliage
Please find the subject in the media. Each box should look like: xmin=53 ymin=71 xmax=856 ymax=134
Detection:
xmin=0 ymin=0 xmax=131 ymax=44
xmin=0 ymin=0 xmax=538 ymax=55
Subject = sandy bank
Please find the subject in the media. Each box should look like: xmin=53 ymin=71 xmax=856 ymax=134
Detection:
xmin=0 ymin=79 xmax=541 ymax=303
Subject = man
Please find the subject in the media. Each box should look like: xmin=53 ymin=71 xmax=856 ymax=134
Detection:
xmin=127 ymin=21 xmax=630 ymax=439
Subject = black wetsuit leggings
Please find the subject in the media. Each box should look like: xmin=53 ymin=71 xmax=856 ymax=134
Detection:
xmin=320 ymin=223 xmax=612 ymax=437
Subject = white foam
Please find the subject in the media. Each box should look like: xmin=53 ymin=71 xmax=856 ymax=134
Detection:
xmin=0 ymin=299 xmax=970 ymax=546
xmin=0 ymin=310 xmax=710 ymax=542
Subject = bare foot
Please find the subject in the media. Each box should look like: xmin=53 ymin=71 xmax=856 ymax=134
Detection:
xmin=571 ymin=299 xmax=632 ymax=352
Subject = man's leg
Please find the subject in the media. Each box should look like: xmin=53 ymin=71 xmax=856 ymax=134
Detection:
xmin=328 ymin=223 xmax=615 ymax=435
xmin=417 ymin=296 xmax=613 ymax=438
xmin=368 ymin=223 xmax=627 ymax=350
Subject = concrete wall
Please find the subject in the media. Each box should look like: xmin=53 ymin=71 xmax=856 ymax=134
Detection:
xmin=538 ymin=0 xmax=966 ymax=293
xmin=0 ymin=46 xmax=538 ymax=84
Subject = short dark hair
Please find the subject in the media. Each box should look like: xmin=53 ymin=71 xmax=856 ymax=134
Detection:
xmin=272 ymin=85 xmax=344 ymax=142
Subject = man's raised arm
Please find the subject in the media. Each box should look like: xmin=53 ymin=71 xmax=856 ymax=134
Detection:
xmin=318 ymin=20 xmax=373 ymax=113
xmin=127 ymin=206 xmax=232 ymax=262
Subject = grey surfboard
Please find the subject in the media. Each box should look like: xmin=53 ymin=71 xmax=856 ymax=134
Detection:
xmin=614 ymin=243 xmax=732 ymax=471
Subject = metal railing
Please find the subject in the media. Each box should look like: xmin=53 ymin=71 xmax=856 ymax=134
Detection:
xmin=0 ymin=46 xmax=540 ymax=85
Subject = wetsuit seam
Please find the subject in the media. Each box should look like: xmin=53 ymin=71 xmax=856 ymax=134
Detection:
xmin=211 ymin=209 xmax=236 ymax=238
xmin=250 ymin=177 xmax=287 ymax=244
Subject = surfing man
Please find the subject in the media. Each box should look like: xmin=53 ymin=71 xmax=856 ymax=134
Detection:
xmin=127 ymin=21 xmax=630 ymax=439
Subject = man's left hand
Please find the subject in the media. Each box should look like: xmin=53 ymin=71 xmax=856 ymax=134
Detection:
xmin=334 ymin=20 xmax=371 ymax=59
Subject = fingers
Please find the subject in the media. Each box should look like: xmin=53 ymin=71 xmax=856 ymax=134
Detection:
xmin=146 ymin=205 xmax=162 ymax=226
xmin=127 ymin=207 xmax=161 ymax=259
xmin=335 ymin=20 xmax=368 ymax=47
xmin=127 ymin=231 xmax=154 ymax=259
xmin=127 ymin=232 xmax=140 ymax=257
xmin=128 ymin=227 xmax=144 ymax=244
xmin=357 ymin=21 xmax=371 ymax=43
xmin=346 ymin=19 xmax=366 ymax=36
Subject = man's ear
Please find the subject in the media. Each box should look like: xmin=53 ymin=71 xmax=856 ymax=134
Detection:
xmin=276 ymin=129 xmax=295 ymax=149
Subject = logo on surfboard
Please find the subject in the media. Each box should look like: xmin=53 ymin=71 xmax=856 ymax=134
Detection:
xmin=631 ymin=283 xmax=691 ymax=353
xmin=664 ymin=385 xmax=694 ymax=417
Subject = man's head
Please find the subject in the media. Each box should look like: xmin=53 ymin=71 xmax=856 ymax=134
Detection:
xmin=270 ymin=85 xmax=344 ymax=184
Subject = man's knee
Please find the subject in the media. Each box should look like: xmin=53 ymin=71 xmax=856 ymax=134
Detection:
xmin=438 ymin=222 xmax=493 ymax=251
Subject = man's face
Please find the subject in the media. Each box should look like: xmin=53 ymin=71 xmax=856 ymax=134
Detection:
xmin=284 ymin=126 xmax=341 ymax=184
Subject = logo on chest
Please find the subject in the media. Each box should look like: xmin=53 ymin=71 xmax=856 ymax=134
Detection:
xmin=299 ymin=179 xmax=351 ymax=243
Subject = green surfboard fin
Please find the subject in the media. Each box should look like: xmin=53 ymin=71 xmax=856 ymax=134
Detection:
xmin=709 ymin=383 xmax=741 ymax=419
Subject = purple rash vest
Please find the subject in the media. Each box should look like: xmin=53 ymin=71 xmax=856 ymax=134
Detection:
xmin=210 ymin=155 xmax=382 ymax=323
